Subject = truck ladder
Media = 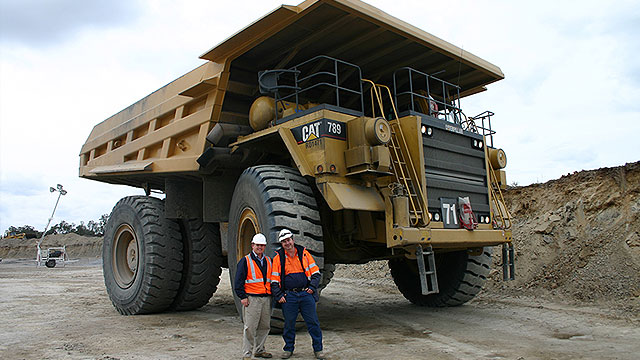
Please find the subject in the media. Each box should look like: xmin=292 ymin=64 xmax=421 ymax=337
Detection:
xmin=416 ymin=244 xmax=439 ymax=294
xmin=363 ymin=79 xmax=429 ymax=227
xmin=502 ymin=243 xmax=515 ymax=281
xmin=486 ymin=160 xmax=515 ymax=280
xmin=487 ymin=159 xmax=512 ymax=230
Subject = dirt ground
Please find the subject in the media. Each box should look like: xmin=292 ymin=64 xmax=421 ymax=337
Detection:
xmin=1 ymin=163 xmax=639 ymax=359
xmin=0 ymin=259 xmax=638 ymax=360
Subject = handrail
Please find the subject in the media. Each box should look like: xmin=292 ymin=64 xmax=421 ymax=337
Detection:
xmin=362 ymin=78 xmax=429 ymax=227
xmin=392 ymin=67 xmax=463 ymax=125
xmin=487 ymin=159 xmax=512 ymax=230
xmin=262 ymin=55 xmax=365 ymax=122
xmin=468 ymin=111 xmax=496 ymax=147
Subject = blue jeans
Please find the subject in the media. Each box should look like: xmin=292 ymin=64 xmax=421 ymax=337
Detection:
xmin=281 ymin=290 xmax=322 ymax=352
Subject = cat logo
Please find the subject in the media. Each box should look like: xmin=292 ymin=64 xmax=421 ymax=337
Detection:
xmin=302 ymin=122 xmax=321 ymax=142
xmin=291 ymin=119 xmax=347 ymax=144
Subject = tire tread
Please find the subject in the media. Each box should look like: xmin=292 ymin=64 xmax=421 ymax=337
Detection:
xmin=103 ymin=196 xmax=183 ymax=315
xmin=171 ymin=220 xmax=223 ymax=311
xmin=389 ymin=248 xmax=492 ymax=307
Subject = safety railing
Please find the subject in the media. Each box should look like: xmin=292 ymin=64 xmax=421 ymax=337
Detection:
xmin=487 ymin=160 xmax=512 ymax=230
xmin=392 ymin=67 xmax=499 ymax=146
xmin=363 ymin=78 xmax=429 ymax=227
xmin=392 ymin=67 xmax=463 ymax=124
xmin=467 ymin=110 xmax=496 ymax=148
xmin=258 ymin=55 xmax=364 ymax=123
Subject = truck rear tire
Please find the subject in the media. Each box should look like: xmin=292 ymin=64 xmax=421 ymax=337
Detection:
xmin=171 ymin=219 xmax=223 ymax=311
xmin=227 ymin=165 xmax=325 ymax=329
xmin=319 ymin=263 xmax=335 ymax=290
xmin=389 ymin=247 xmax=492 ymax=307
xmin=103 ymin=196 xmax=183 ymax=315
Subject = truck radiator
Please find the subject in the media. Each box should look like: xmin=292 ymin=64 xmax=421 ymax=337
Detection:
xmin=420 ymin=116 xmax=490 ymax=221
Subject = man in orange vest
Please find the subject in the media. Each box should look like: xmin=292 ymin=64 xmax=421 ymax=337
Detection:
xmin=234 ymin=233 xmax=273 ymax=360
xmin=271 ymin=229 xmax=325 ymax=360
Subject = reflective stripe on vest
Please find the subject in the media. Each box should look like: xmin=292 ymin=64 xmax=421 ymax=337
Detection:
xmin=271 ymin=247 xmax=320 ymax=285
xmin=244 ymin=255 xmax=272 ymax=294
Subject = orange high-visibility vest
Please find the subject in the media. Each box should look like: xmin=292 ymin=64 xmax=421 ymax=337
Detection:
xmin=271 ymin=247 xmax=320 ymax=284
xmin=244 ymin=254 xmax=272 ymax=295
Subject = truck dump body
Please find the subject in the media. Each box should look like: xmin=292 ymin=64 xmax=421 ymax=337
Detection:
xmin=79 ymin=0 xmax=503 ymax=190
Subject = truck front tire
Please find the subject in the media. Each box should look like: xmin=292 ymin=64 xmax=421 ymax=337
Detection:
xmin=389 ymin=248 xmax=492 ymax=307
xmin=103 ymin=196 xmax=183 ymax=315
xmin=227 ymin=165 xmax=325 ymax=329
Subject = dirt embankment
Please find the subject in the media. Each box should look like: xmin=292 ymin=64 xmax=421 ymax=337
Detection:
xmin=0 ymin=233 xmax=102 ymax=259
xmin=486 ymin=162 xmax=640 ymax=311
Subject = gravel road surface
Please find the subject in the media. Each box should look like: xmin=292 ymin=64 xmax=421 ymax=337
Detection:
xmin=1 ymin=260 xmax=638 ymax=360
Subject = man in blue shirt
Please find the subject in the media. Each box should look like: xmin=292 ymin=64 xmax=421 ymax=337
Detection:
xmin=271 ymin=229 xmax=324 ymax=360
xmin=234 ymin=233 xmax=273 ymax=360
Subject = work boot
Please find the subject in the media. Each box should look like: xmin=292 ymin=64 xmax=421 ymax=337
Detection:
xmin=255 ymin=351 xmax=273 ymax=358
xmin=280 ymin=351 xmax=293 ymax=359
xmin=314 ymin=351 xmax=326 ymax=360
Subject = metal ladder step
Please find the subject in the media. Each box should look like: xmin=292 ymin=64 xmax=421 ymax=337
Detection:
xmin=416 ymin=245 xmax=439 ymax=295
xmin=502 ymin=243 xmax=515 ymax=281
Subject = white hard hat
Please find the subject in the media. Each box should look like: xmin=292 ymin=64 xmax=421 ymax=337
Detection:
xmin=278 ymin=229 xmax=293 ymax=242
xmin=251 ymin=233 xmax=267 ymax=245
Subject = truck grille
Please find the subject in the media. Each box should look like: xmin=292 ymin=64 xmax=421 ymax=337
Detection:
xmin=420 ymin=115 xmax=490 ymax=216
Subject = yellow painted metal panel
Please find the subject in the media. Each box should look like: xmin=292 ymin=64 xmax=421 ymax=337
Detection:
xmin=319 ymin=182 xmax=384 ymax=211
xmin=89 ymin=161 xmax=153 ymax=174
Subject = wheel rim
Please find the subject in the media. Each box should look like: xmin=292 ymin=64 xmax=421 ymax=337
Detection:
xmin=113 ymin=224 xmax=138 ymax=288
xmin=237 ymin=207 xmax=259 ymax=261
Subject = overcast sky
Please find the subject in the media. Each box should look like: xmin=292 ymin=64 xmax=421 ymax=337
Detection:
xmin=1 ymin=0 xmax=638 ymax=233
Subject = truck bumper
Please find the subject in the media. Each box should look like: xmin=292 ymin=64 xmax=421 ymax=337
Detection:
xmin=387 ymin=225 xmax=512 ymax=249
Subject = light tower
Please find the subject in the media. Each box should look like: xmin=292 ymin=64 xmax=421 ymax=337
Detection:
xmin=37 ymin=184 xmax=67 ymax=266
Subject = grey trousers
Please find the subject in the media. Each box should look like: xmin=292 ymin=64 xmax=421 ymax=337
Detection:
xmin=242 ymin=295 xmax=272 ymax=357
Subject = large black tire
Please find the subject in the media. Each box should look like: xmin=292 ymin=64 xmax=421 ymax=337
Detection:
xmin=227 ymin=165 xmax=325 ymax=330
xmin=103 ymin=196 xmax=183 ymax=315
xmin=389 ymin=247 xmax=492 ymax=307
xmin=319 ymin=263 xmax=335 ymax=291
xmin=170 ymin=219 xmax=223 ymax=311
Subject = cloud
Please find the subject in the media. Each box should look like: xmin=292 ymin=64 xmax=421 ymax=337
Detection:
xmin=0 ymin=0 xmax=283 ymax=232
xmin=0 ymin=0 xmax=142 ymax=46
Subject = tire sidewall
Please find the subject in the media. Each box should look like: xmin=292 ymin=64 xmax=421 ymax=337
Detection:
xmin=170 ymin=219 xmax=222 ymax=311
xmin=390 ymin=248 xmax=491 ymax=307
xmin=227 ymin=172 xmax=277 ymax=316
xmin=103 ymin=200 xmax=147 ymax=308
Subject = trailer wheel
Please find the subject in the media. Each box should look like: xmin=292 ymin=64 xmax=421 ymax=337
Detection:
xmin=227 ymin=165 xmax=325 ymax=330
xmin=170 ymin=219 xmax=222 ymax=311
xmin=389 ymin=247 xmax=492 ymax=307
xmin=103 ymin=196 xmax=183 ymax=315
xmin=45 ymin=259 xmax=56 ymax=268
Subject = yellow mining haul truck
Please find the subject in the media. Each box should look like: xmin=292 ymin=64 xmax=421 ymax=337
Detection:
xmin=80 ymin=0 xmax=514 ymax=317
xmin=3 ymin=232 xmax=26 ymax=239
